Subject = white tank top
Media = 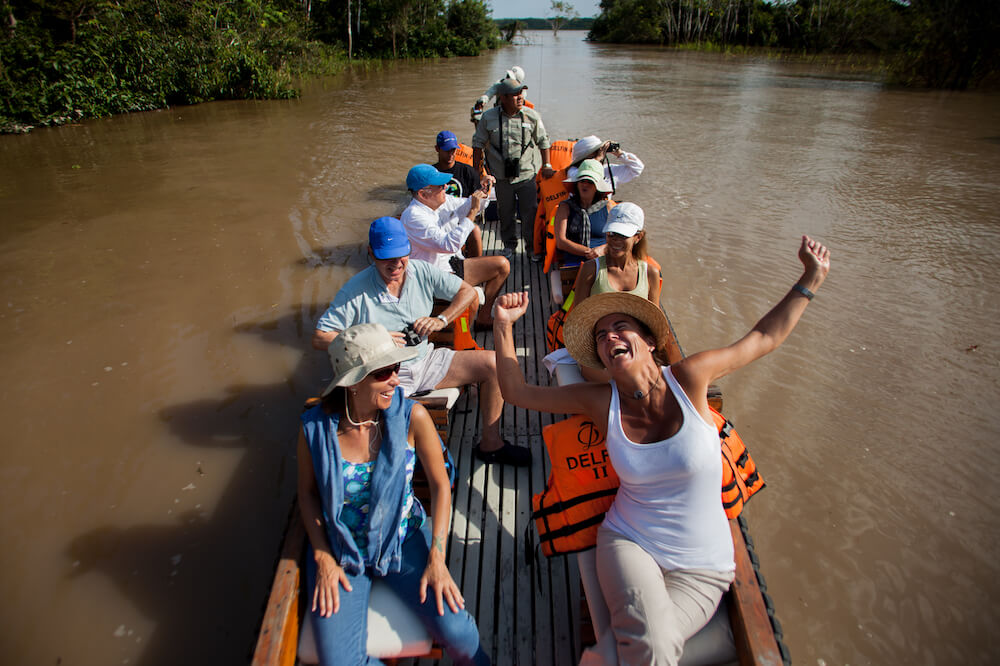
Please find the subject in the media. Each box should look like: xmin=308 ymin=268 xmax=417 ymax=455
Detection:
xmin=603 ymin=366 xmax=735 ymax=572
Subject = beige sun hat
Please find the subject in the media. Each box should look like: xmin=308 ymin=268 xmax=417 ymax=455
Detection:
xmin=322 ymin=323 xmax=419 ymax=396
xmin=563 ymin=292 xmax=673 ymax=369
xmin=564 ymin=159 xmax=612 ymax=193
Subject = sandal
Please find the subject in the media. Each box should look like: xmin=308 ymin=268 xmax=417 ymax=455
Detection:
xmin=473 ymin=440 xmax=532 ymax=467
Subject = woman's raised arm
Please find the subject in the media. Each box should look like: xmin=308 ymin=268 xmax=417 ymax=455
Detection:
xmin=674 ymin=235 xmax=831 ymax=417
xmin=493 ymin=291 xmax=609 ymax=420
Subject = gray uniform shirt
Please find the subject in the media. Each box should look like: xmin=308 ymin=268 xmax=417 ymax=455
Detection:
xmin=472 ymin=106 xmax=551 ymax=185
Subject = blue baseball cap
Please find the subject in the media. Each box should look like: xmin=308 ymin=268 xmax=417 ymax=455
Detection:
xmin=406 ymin=164 xmax=451 ymax=192
xmin=368 ymin=217 xmax=411 ymax=260
xmin=436 ymin=130 xmax=460 ymax=151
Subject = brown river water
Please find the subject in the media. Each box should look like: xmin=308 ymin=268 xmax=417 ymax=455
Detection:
xmin=2 ymin=31 xmax=999 ymax=666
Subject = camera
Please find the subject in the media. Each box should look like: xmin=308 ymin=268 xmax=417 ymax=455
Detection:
xmin=607 ymin=142 xmax=620 ymax=153
xmin=504 ymin=157 xmax=520 ymax=178
xmin=401 ymin=323 xmax=422 ymax=346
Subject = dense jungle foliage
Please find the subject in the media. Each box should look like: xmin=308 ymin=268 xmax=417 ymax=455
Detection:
xmin=0 ymin=0 xmax=498 ymax=132
xmin=588 ymin=0 xmax=999 ymax=89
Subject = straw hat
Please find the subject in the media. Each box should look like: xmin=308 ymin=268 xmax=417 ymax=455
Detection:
xmin=563 ymin=292 xmax=672 ymax=369
xmin=322 ymin=323 xmax=418 ymax=396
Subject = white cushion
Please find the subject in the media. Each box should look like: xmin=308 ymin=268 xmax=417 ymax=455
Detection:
xmin=297 ymin=578 xmax=434 ymax=663
xmin=553 ymin=361 xmax=586 ymax=386
xmin=577 ymin=549 xmax=737 ymax=666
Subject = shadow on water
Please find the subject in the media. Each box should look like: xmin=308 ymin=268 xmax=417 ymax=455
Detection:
xmin=63 ymin=272 xmax=500 ymax=663
xmin=65 ymin=307 xmax=331 ymax=665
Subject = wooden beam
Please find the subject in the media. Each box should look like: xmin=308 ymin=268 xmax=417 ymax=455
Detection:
xmin=728 ymin=520 xmax=783 ymax=666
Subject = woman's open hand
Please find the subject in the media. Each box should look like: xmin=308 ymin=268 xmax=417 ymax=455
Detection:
xmin=420 ymin=557 xmax=465 ymax=616
xmin=312 ymin=550 xmax=352 ymax=618
xmin=493 ymin=291 xmax=529 ymax=326
xmin=798 ymin=235 xmax=831 ymax=288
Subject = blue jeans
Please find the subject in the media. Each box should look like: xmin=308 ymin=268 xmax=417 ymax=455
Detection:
xmin=306 ymin=524 xmax=489 ymax=665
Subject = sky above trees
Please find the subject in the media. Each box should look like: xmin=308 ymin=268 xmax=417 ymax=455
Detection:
xmin=489 ymin=0 xmax=601 ymax=19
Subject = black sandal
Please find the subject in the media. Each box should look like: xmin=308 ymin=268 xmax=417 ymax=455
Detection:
xmin=473 ymin=440 xmax=532 ymax=467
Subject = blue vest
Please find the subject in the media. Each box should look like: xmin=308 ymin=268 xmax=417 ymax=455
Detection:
xmin=301 ymin=388 xmax=412 ymax=576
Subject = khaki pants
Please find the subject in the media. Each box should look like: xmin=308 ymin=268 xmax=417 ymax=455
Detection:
xmin=581 ymin=525 xmax=733 ymax=666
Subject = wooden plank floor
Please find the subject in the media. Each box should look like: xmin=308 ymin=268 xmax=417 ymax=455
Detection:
xmin=401 ymin=218 xmax=581 ymax=666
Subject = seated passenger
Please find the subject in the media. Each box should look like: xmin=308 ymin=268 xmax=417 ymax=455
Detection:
xmin=298 ymin=323 xmax=490 ymax=665
xmin=401 ymin=163 xmax=509 ymax=328
xmin=492 ymin=236 xmax=831 ymax=664
xmin=554 ymin=159 xmax=613 ymax=266
xmin=570 ymin=202 xmax=662 ymax=382
xmin=566 ymin=135 xmax=644 ymax=193
xmin=312 ymin=216 xmax=530 ymax=467
xmin=433 ymin=130 xmax=479 ymax=199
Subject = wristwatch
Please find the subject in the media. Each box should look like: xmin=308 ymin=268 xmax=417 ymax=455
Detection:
xmin=436 ymin=314 xmax=449 ymax=326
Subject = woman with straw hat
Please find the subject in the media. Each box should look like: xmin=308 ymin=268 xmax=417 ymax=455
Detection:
xmin=493 ymin=236 xmax=830 ymax=664
xmin=554 ymin=158 xmax=615 ymax=266
xmin=298 ymin=323 xmax=489 ymax=665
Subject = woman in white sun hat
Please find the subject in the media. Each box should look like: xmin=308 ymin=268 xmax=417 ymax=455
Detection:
xmin=566 ymin=134 xmax=645 ymax=194
xmin=297 ymin=322 xmax=489 ymax=665
xmin=493 ymin=236 xmax=830 ymax=665
xmin=554 ymin=158 xmax=615 ymax=266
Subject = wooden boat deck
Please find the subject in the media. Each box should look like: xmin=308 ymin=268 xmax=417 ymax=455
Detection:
xmin=403 ymin=222 xmax=582 ymax=665
xmin=252 ymin=217 xmax=786 ymax=666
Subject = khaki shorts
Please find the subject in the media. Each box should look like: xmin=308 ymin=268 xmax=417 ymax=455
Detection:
xmin=397 ymin=345 xmax=456 ymax=396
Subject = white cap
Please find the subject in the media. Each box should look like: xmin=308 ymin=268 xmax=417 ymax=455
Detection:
xmin=511 ymin=65 xmax=525 ymax=81
xmin=571 ymin=135 xmax=604 ymax=165
xmin=604 ymin=202 xmax=644 ymax=237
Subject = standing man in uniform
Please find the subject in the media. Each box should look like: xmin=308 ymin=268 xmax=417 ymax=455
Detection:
xmin=472 ymin=78 xmax=554 ymax=258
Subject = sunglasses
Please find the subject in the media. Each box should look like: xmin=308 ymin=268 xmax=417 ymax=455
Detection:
xmin=368 ymin=363 xmax=401 ymax=381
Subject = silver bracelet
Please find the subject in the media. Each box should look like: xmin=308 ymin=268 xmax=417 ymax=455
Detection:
xmin=436 ymin=314 xmax=449 ymax=325
xmin=792 ymin=283 xmax=815 ymax=301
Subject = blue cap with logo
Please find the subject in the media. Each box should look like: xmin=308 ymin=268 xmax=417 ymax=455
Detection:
xmin=406 ymin=164 xmax=451 ymax=192
xmin=368 ymin=217 xmax=411 ymax=260
xmin=436 ymin=130 xmax=460 ymax=151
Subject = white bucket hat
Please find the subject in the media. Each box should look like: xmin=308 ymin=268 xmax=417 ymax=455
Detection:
xmin=564 ymin=159 xmax=612 ymax=193
xmin=571 ymin=135 xmax=604 ymax=165
xmin=322 ymin=323 xmax=418 ymax=396
xmin=604 ymin=202 xmax=645 ymax=237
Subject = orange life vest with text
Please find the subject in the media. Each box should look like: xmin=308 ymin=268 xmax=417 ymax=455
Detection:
xmin=532 ymin=415 xmax=619 ymax=557
xmin=454 ymin=143 xmax=474 ymax=167
xmin=531 ymin=406 xmax=765 ymax=557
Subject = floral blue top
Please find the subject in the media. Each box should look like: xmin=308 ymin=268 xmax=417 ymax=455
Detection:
xmin=341 ymin=444 xmax=425 ymax=559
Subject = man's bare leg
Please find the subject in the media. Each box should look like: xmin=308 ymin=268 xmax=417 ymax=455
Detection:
xmin=462 ymin=256 xmax=509 ymax=326
xmin=434 ymin=349 xmax=503 ymax=450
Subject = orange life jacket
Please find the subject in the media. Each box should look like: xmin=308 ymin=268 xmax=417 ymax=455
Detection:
xmin=532 ymin=415 xmax=619 ymax=557
xmin=714 ymin=406 xmax=765 ymax=517
xmin=532 ymin=406 xmax=764 ymax=557
xmin=454 ymin=143 xmax=474 ymax=167
xmin=545 ymin=288 xmax=576 ymax=353
xmin=532 ymin=140 xmax=577 ymax=254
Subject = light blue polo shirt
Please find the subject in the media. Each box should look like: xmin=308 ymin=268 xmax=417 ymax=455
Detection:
xmin=315 ymin=260 xmax=463 ymax=362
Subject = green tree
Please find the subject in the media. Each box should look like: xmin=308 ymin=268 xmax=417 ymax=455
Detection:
xmin=549 ymin=0 xmax=578 ymax=36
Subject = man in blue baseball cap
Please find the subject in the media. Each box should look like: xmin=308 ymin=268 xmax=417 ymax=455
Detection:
xmin=401 ymin=161 xmax=507 ymax=333
xmin=312 ymin=216 xmax=530 ymax=467
xmin=433 ymin=131 xmax=479 ymax=199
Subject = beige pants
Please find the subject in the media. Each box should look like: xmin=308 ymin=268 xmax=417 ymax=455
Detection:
xmin=581 ymin=525 xmax=733 ymax=666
